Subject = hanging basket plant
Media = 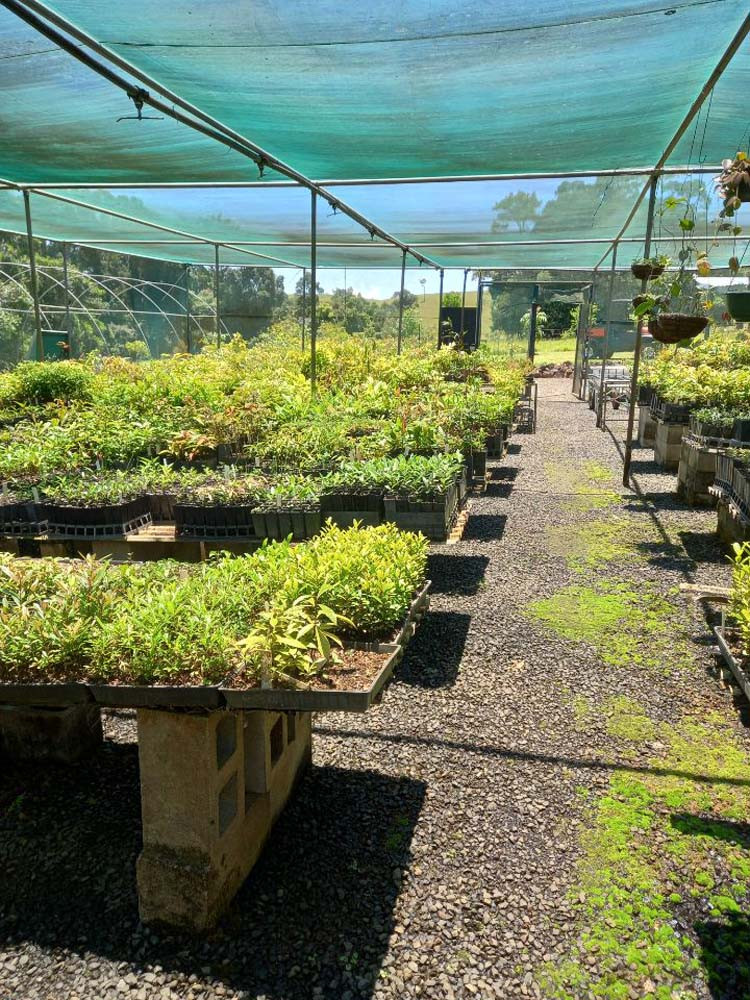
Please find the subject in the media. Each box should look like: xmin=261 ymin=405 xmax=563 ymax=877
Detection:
xmin=717 ymin=153 xmax=750 ymax=214
xmin=631 ymin=255 xmax=669 ymax=281
xmin=648 ymin=314 xmax=708 ymax=344
xmin=726 ymin=290 xmax=750 ymax=323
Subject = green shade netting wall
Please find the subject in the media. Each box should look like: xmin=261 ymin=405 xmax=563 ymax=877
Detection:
xmin=2 ymin=0 xmax=748 ymax=184
xmin=2 ymin=173 xmax=747 ymax=269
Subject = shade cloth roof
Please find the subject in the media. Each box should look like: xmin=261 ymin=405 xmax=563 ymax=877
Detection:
xmin=0 ymin=0 xmax=749 ymax=269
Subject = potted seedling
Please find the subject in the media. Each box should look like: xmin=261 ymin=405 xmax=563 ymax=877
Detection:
xmin=631 ymin=254 xmax=670 ymax=281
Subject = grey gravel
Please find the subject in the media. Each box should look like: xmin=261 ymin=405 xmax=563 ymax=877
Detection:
xmin=1 ymin=379 xmax=744 ymax=1000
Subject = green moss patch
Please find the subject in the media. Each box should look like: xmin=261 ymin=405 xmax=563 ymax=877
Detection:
xmin=545 ymin=518 xmax=641 ymax=570
xmin=541 ymin=718 xmax=750 ymax=999
xmin=526 ymin=582 xmax=685 ymax=671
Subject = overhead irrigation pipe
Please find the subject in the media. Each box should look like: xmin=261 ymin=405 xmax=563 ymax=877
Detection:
xmin=1 ymin=0 xmax=441 ymax=271
xmin=4 ymin=165 xmax=726 ymax=190
xmin=597 ymin=11 xmax=750 ymax=272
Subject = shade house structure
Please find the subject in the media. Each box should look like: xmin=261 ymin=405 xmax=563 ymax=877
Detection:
xmin=3 ymin=0 xmax=750 ymax=933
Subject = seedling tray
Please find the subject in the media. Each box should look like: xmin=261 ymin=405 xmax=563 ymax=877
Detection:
xmin=89 ymin=683 xmax=222 ymax=710
xmin=221 ymin=643 xmax=402 ymax=713
xmin=174 ymin=502 xmax=257 ymax=539
xmin=0 ymin=501 xmax=48 ymax=537
xmin=43 ymin=496 xmax=151 ymax=538
xmin=0 ymin=682 xmax=92 ymax=707
xmin=714 ymin=623 xmax=750 ymax=703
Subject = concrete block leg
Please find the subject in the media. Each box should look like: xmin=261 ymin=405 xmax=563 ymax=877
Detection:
xmin=136 ymin=708 xmax=311 ymax=931
xmin=637 ymin=406 xmax=656 ymax=447
xmin=654 ymin=419 xmax=686 ymax=471
xmin=0 ymin=703 xmax=102 ymax=763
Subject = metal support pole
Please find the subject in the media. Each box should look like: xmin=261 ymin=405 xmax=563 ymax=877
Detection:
xmin=527 ymin=283 xmax=540 ymax=362
xmin=596 ymin=246 xmax=618 ymax=428
xmin=397 ymin=251 xmax=406 ymax=355
xmin=23 ymin=190 xmax=44 ymax=362
xmin=476 ymin=272 xmax=483 ymax=349
xmin=300 ymin=269 xmax=307 ymax=351
xmin=623 ymin=177 xmax=659 ymax=487
xmin=343 ymin=266 xmax=348 ymax=331
xmin=61 ymin=242 xmax=73 ymax=357
xmin=310 ymin=192 xmax=318 ymax=397
xmin=572 ymin=282 xmax=591 ymax=397
xmin=459 ymin=268 xmax=468 ymax=343
xmin=184 ymin=264 xmax=192 ymax=354
xmin=214 ymin=245 xmax=221 ymax=348
xmin=436 ymin=269 xmax=445 ymax=348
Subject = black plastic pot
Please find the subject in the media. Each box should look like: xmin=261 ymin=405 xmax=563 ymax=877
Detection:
xmin=42 ymin=496 xmax=151 ymax=538
xmin=174 ymin=501 xmax=257 ymax=539
xmin=0 ymin=501 xmax=48 ymax=537
xmin=733 ymin=418 xmax=750 ymax=443
xmin=637 ymin=385 xmax=652 ymax=406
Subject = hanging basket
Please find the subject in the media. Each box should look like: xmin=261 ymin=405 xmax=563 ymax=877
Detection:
xmin=631 ymin=262 xmax=665 ymax=281
xmin=726 ymin=290 xmax=750 ymax=322
xmin=648 ymin=314 xmax=708 ymax=344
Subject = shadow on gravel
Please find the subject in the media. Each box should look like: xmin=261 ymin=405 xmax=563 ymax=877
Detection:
xmin=427 ymin=553 xmax=489 ymax=595
xmin=634 ymin=538 xmax=695 ymax=571
xmin=312 ymin=728 xmax=750 ymax=790
xmin=679 ymin=530 xmax=727 ymax=566
xmin=395 ymin=610 xmax=471 ymax=688
xmin=670 ymin=813 xmax=750 ymax=848
xmin=695 ymin=911 xmax=750 ymax=1000
xmin=623 ymin=493 xmax=696 ymax=513
xmin=461 ymin=513 xmax=507 ymax=543
xmin=506 ymin=442 xmax=522 ymax=455
xmin=487 ymin=467 xmax=519 ymax=483
xmin=0 ymin=746 xmax=424 ymax=1000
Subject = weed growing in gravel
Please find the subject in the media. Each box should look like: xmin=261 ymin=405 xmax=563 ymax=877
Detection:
xmin=526 ymin=582 xmax=688 ymax=672
xmin=541 ymin=716 xmax=750 ymax=1000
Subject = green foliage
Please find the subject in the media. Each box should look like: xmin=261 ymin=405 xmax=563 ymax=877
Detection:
xmin=324 ymin=454 xmax=464 ymax=499
xmin=0 ymin=522 xmax=428 ymax=687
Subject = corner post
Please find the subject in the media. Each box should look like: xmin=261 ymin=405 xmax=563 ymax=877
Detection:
xmin=214 ymin=244 xmax=221 ymax=348
xmin=436 ymin=268 xmax=445 ymax=348
xmin=310 ymin=192 xmax=318 ymax=397
xmin=623 ymin=176 xmax=659 ymax=487
xmin=596 ymin=244 xmax=618 ymax=428
xmin=23 ymin=191 xmax=44 ymax=362
xmin=397 ymin=250 xmax=406 ymax=355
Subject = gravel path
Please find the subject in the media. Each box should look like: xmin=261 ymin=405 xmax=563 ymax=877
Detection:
xmin=1 ymin=379 xmax=744 ymax=1000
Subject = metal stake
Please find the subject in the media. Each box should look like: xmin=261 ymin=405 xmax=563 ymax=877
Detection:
xmin=397 ymin=250 xmax=406 ymax=355
xmin=459 ymin=268 xmax=468 ymax=342
xmin=572 ymin=281 xmax=592 ymax=397
xmin=184 ymin=264 xmax=192 ymax=354
xmin=301 ymin=268 xmax=307 ymax=350
xmin=214 ymin=245 xmax=221 ymax=348
xmin=527 ymin=283 xmax=540 ymax=362
xmin=623 ymin=177 xmax=659 ymax=487
xmin=436 ymin=269 xmax=445 ymax=348
xmin=23 ymin=190 xmax=44 ymax=362
xmin=310 ymin=192 xmax=318 ymax=397
xmin=61 ymin=242 xmax=73 ymax=356
xmin=475 ymin=272 xmax=483 ymax=349
xmin=596 ymin=246 xmax=618 ymax=428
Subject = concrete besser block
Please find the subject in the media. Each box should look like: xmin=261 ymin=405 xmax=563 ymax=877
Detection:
xmin=0 ymin=703 xmax=102 ymax=763
xmin=136 ymin=708 xmax=311 ymax=931
xmin=638 ymin=406 xmax=656 ymax=447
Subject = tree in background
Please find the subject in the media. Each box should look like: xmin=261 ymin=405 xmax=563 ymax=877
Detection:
xmin=491 ymin=191 xmax=541 ymax=233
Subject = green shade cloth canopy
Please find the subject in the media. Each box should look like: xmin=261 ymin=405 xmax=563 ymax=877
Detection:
xmin=0 ymin=0 xmax=748 ymax=269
